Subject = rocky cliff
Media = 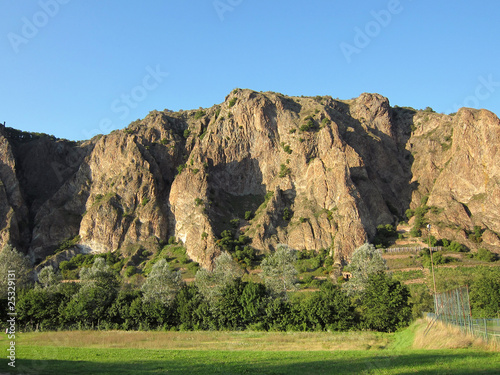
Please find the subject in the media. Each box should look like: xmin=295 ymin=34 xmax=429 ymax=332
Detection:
xmin=1 ymin=90 xmax=499 ymax=268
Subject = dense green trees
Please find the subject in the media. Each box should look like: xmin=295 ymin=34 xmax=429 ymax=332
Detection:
xmin=359 ymin=272 xmax=412 ymax=332
xmin=470 ymin=270 xmax=500 ymax=318
xmin=15 ymin=242 xmax=500 ymax=333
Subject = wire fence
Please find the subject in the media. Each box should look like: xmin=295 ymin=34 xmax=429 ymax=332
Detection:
xmin=426 ymin=286 xmax=500 ymax=343
xmin=383 ymin=246 xmax=442 ymax=254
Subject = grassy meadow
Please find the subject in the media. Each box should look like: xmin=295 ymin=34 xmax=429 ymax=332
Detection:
xmin=2 ymin=320 xmax=499 ymax=374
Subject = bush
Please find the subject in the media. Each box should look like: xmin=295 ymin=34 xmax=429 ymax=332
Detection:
xmin=410 ymin=226 xmax=421 ymax=237
xmin=194 ymin=110 xmax=206 ymax=120
xmin=299 ymin=120 xmax=314 ymax=132
xmin=278 ymin=164 xmax=290 ymax=178
xmin=176 ymin=164 xmax=187 ymax=174
xmin=124 ymin=266 xmax=136 ymax=277
xmin=476 ymin=248 xmax=496 ymax=262
xmin=244 ymin=211 xmax=254 ymax=220
xmin=214 ymin=108 xmax=221 ymax=119
xmin=283 ymin=207 xmax=292 ymax=221
xmin=228 ymin=98 xmax=237 ymax=108
xmin=56 ymin=235 xmax=81 ymax=253
xmin=469 ymin=226 xmax=484 ymax=243
xmin=420 ymin=195 xmax=429 ymax=206
xmin=302 ymin=275 xmax=314 ymax=286
xmin=373 ymin=224 xmax=397 ymax=248
xmin=447 ymin=240 xmax=467 ymax=252
xmin=194 ymin=198 xmax=203 ymax=206
xmin=183 ymin=129 xmax=191 ymax=138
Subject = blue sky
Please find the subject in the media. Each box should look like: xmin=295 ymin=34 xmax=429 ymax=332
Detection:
xmin=1 ymin=0 xmax=500 ymax=140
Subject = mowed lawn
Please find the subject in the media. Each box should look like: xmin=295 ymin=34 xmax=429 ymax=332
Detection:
xmin=2 ymin=327 xmax=499 ymax=374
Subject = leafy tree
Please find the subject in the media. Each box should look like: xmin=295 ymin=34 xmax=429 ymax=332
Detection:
xmin=260 ymin=244 xmax=299 ymax=299
xmin=409 ymin=284 xmax=434 ymax=320
xmin=107 ymin=289 xmax=142 ymax=329
xmin=213 ymin=278 xmax=247 ymax=329
xmin=470 ymin=271 xmax=500 ymax=317
xmin=288 ymin=283 xmax=356 ymax=331
xmin=63 ymin=257 xmax=119 ymax=327
xmin=359 ymin=272 xmax=412 ymax=332
xmin=0 ymin=244 xmax=33 ymax=296
xmin=320 ymin=282 xmax=358 ymax=330
xmin=36 ymin=265 xmax=61 ymax=291
xmin=238 ymin=281 xmax=268 ymax=325
xmin=17 ymin=288 xmax=66 ymax=330
xmin=342 ymin=243 xmax=387 ymax=296
xmin=141 ymin=259 xmax=183 ymax=305
xmin=140 ymin=299 xmax=176 ymax=329
xmin=174 ymin=284 xmax=204 ymax=330
xmin=195 ymin=252 xmax=243 ymax=304
xmin=79 ymin=257 xmax=119 ymax=291
xmin=264 ymin=298 xmax=292 ymax=331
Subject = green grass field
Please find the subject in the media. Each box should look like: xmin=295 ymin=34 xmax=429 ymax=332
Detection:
xmin=2 ymin=320 xmax=499 ymax=374
xmin=4 ymin=346 xmax=500 ymax=375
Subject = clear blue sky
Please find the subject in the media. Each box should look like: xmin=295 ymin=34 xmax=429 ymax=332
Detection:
xmin=1 ymin=0 xmax=500 ymax=140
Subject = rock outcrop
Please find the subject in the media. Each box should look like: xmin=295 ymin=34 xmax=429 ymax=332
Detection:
xmin=0 ymin=90 xmax=499 ymax=269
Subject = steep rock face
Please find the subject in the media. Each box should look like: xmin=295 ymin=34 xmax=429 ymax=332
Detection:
xmin=1 ymin=89 xmax=499 ymax=269
xmin=0 ymin=133 xmax=29 ymax=247
xmin=409 ymin=108 xmax=500 ymax=250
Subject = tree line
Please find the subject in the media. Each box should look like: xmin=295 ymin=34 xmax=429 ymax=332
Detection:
xmin=0 ymin=243 xmax=498 ymax=332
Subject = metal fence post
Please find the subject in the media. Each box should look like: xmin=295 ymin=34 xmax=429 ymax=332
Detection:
xmin=484 ymin=318 xmax=488 ymax=343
